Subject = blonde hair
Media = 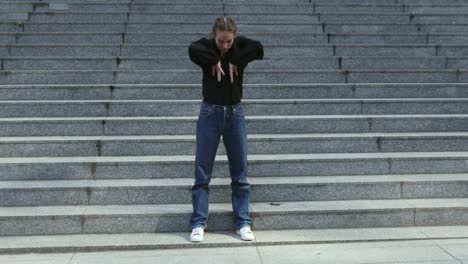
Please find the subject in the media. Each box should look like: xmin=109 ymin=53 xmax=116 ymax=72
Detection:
xmin=211 ymin=16 xmax=237 ymax=38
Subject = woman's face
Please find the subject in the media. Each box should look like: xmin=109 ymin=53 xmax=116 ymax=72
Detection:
xmin=215 ymin=30 xmax=235 ymax=54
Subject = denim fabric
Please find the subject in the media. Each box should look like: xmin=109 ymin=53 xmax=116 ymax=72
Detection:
xmin=190 ymin=101 xmax=252 ymax=230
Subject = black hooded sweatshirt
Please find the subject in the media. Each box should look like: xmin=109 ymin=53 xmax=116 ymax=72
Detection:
xmin=188 ymin=35 xmax=264 ymax=105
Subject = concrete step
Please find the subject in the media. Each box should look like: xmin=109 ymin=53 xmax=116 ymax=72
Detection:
xmin=0 ymin=3 xmax=34 ymax=12
xmin=419 ymin=24 xmax=468 ymax=33
xmin=0 ymin=132 xmax=467 ymax=157
xmin=324 ymin=33 xmax=468 ymax=45
xmin=0 ymin=98 xmax=466 ymax=117
xmin=0 ymin=12 xmax=29 ymax=22
xmin=332 ymin=45 xmax=468 ymax=57
xmin=0 ymin=22 xmax=409 ymax=34
xmin=16 ymin=0 xmax=466 ymax=4
xmin=4 ymin=43 xmax=467 ymax=57
xmin=326 ymin=23 xmax=468 ymax=33
xmin=1 ymin=56 xmax=122 ymax=71
xmin=0 ymin=24 xmax=20 ymax=33
xmin=21 ymin=12 xmax=468 ymax=24
xmin=3 ymin=32 xmax=468 ymax=45
xmin=229 ymin=0 xmax=467 ymax=3
xmin=0 ymin=174 xmax=466 ymax=206
xmin=313 ymin=5 xmax=468 ymax=13
xmin=55 ymin=3 xmax=302 ymax=13
xmin=0 ymin=225 xmax=466 ymax=254
xmin=38 ymin=2 xmax=465 ymax=12
xmin=326 ymin=23 xmax=418 ymax=33
xmin=318 ymin=13 xmax=407 ymax=23
xmin=331 ymin=56 xmax=468 ymax=69
xmin=318 ymin=13 xmax=468 ymax=23
xmin=0 ymin=43 xmax=457 ymax=57
xmin=0 ymin=83 xmax=466 ymax=100
xmin=129 ymin=0 xmax=220 ymax=2
xmin=1 ymin=69 xmax=467 ymax=84
xmin=397 ymin=0 xmax=467 ymax=3
xmin=57 ymin=3 xmax=223 ymax=12
xmin=6 ymin=1 xmax=462 ymax=15
xmin=0 ymin=32 xmax=124 ymax=44
xmin=20 ymin=3 xmax=413 ymax=13
xmin=0 ymin=152 xmax=467 ymax=180
xmin=129 ymin=32 xmax=408 ymax=45
xmin=0 ymin=198 xmax=467 ymax=235
xmin=314 ymin=5 xmax=405 ymax=13
xmin=408 ymin=5 xmax=468 ymax=14
xmin=64 ymin=0 xmax=468 ymax=4
xmin=0 ymin=113 xmax=466 ymax=135
xmin=122 ymin=0 xmax=220 ymax=2
xmin=329 ymin=23 xmax=468 ymax=34
xmin=3 ymin=32 xmax=325 ymax=45
xmin=4 ymin=22 xmax=468 ymax=34
xmin=17 ymin=22 xmax=326 ymax=34
xmin=2 ymin=56 xmax=467 ymax=70
xmin=411 ymin=14 xmax=468 ymax=24
xmin=26 ymin=12 xmax=319 ymax=23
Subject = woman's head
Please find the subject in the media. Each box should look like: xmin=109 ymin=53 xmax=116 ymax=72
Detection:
xmin=211 ymin=16 xmax=237 ymax=54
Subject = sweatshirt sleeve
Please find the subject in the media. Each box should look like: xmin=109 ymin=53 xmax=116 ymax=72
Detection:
xmin=188 ymin=37 xmax=220 ymax=67
xmin=229 ymin=35 xmax=264 ymax=66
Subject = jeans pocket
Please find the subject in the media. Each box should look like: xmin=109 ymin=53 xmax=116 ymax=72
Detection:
xmin=199 ymin=103 xmax=215 ymax=117
xmin=234 ymin=105 xmax=244 ymax=117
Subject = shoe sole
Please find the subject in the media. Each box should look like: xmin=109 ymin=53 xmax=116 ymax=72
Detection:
xmin=236 ymin=231 xmax=255 ymax=241
xmin=190 ymin=236 xmax=203 ymax=242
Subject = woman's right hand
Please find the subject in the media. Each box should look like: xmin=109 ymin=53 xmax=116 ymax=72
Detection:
xmin=212 ymin=61 xmax=225 ymax=82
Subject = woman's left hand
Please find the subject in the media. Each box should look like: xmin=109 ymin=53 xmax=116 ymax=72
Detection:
xmin=229 ymin=63 xmax=238 ymax=84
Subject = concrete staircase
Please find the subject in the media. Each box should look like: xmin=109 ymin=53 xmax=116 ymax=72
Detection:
xmin=0 ymin=0 xmax=468 ymax=254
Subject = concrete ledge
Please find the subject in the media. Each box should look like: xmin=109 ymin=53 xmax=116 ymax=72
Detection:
xmin=0 ymin=131 xmax=467 ymax=157
xmin=4 ymin=43 xmax=466 ymax=57
xmin=5 ymin=32 xmax=468 ymax=45
xmin=0 ymin=114 xmax=466 ymax=136
xmin=0 ymin=174 xmax=466 ymax=206
xmin=0 ymin=151 xmax=466 ymax=180
xmin=2 ymin=56 xmax=468 ymax=71
xmin=0 ymin=83 xmax=465 ymax=100
xmin=0 ymin=225 xmax=467 ymax=254
xmin=0 ymin=98 xmax=465 ymax=117
xmin=0 ymin=199 xmax=467 ymax=235
xmin=6 ymin=22 xmax=467 ymax=34
xmin=1 ymin=69 xmax=467 ymax=84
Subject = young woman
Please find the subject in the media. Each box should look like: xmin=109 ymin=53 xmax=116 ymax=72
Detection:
xmin=188 ymin=16 xmax=264 ymax=242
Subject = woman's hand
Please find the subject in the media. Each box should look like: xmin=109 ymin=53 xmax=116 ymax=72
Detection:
xmin=212 ymin=61 xmax=238 ymax=84
xmin=229 ymin=63 xmax=238 ymax=84
xmin=211 ymin=61 xmax=224 ymax=82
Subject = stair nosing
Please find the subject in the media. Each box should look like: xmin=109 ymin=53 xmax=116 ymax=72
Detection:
xmin=0 ymin=174 xmax=466 ymax=189
xmin=0 ymin=198 xmax=466 ymax=217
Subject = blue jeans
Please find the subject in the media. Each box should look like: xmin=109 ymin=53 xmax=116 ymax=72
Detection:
xmin=190 ymin=100 xmax=252 ymax=230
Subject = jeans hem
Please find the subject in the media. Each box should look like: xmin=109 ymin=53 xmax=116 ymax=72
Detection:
xmin=190 ymin=224 xmax=207 ymax=229
xmin=235 ymin=223 xmax=252 ymax=230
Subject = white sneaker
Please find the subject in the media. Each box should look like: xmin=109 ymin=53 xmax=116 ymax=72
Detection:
xmin=190 ymin=227 xmax=204 ymax=242
xmin=236 ymin=226 xmax=255 ymax=241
